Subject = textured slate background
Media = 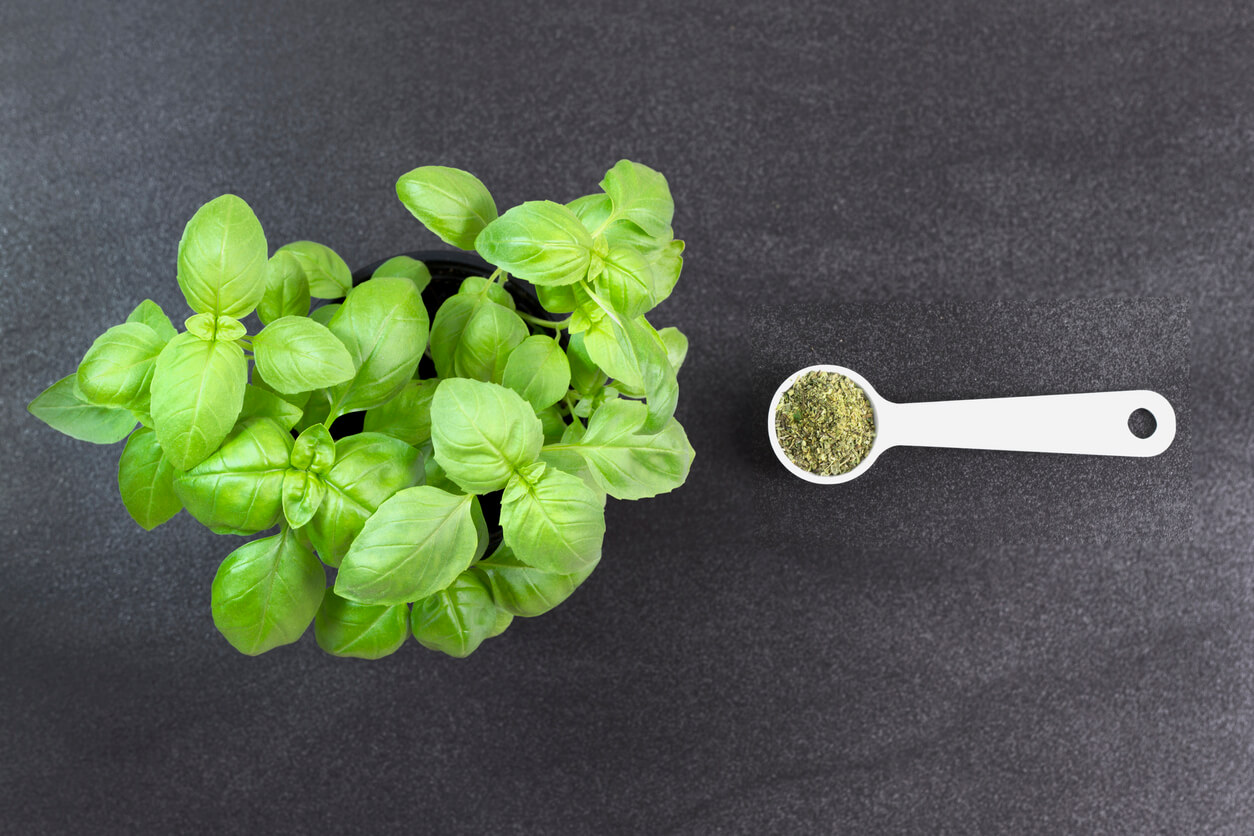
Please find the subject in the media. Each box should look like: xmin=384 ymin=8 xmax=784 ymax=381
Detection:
xmin=2 ymin=1 xmax=1251 ymax=833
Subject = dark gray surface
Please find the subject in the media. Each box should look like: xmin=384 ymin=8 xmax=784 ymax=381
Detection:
xmin=2 ymin=1 xmax=1251 ymax=833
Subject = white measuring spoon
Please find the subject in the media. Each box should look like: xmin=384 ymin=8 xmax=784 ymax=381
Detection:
xmin=767 ymin=364 xmax=1177 ymax=484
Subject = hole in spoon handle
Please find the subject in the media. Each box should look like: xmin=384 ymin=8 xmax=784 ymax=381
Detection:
xmin=882 ymin=390 xmax=1176 ymax=457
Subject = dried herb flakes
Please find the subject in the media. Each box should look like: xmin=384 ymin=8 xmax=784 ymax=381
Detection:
xmin=775 ymin=371 xmax=875 ymax=475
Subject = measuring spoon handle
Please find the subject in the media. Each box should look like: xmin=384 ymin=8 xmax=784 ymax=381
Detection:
xmin=881 ymin=390 xmax=1176 ymax=457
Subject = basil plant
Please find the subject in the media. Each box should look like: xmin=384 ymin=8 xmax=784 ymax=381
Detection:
xmin=28 ymin=160 xmax=695 ymax=659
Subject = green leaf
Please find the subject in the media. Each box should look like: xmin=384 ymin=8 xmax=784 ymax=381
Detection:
xmin=421 ymin=442 xmax=458 ymax=493
xmin=211 ymin=526 xmax=325 ymax=656
xmin=582 ymin=312 xmax=676 ymax=433
xmin=177 ymin=194 xmax=268 ymax=318
xmin=594 ymin=246 xmax=656 ymax=319
xmin=325 ymin=277 xmax=429 ymax=418
xmin=455 ymin=301 xmax=528 ymax=382
xmin=647 ymin=239 xmax=684 ymax=306
xmin=306 ymin=433 xmax=423 ymax=568
xmin=362 ymin=379 xmax=439 ymax=446
xmin=458 ymin=275 xmax=515 ymax=310
xmin=291 ymin=423 xmax=335 ymax=473
xmin=309 ymin=303 xmax=340 ymax=326
xmin=117 ymin=427 xmax=182 ymax=530
xmin=276 ymin=240 xmax=352 ymax=299
xmin=253 ymin=316 xmax=355 ymax=394
xmin=126 ymin=299 xmax=177 ymax=342
xmin=600 ymin=159 xmax=674 ymax=239
xmin=535 ymin=282 xmax=580 ymax=314
xmin=314 ymin=590 xmax=410 ymax=659
xmin=487 ymin=607 xmax=514 ymax=639
xmin=568 ymin=192 xmax=613 ymax=232
xmin=542 ymin=399 xmax=693 ymax=500
xmin=258 ymin=249 xmax=311 ymax=325
xmin=474 ymin=201 xmax=594 ymax=286
xmin=566 ymin=332 xmax=605 ymax=396
xmin=173 ymin=418 xmax=293 ymax=533
xmin=294 ymin=389 xmax=331 ymax=434
xmin=410 ymin=571 xmax=497 ymax=658
xmin=657 ymin=326 xmax=688 ymax=374
xmin=501 ymin=335 xmax=570 ymax=410
xmin=184 ymin=313 xmax=246 ymax=342
xmin=430 ymin=378 xmax=543 ymax=494
xmin=537 ymin=404 xmax=567 ymax=444
xmin=150 ymin=331 xmax=247 ymax=471
xmin=28 ymin=375 xmax=136 ymax=443
xmin=239 ymin=384 xmax=304 ymax=430
xmin=500 ymin=462 xmax=605 ymax=574
xmin=76 ymin=322 xmax=166 ymax=408
xmin=335 ymin=486 xmax=480 ymax=605
xmin=373 ymin=255 xmax=431 ymax=294
xmin=282 ymin=469 xmax=325 ymax=528
xmin=396 ymin=166 xmax=498 ymax=251
xmin=473 ymin=542 xmax=597 ymax=618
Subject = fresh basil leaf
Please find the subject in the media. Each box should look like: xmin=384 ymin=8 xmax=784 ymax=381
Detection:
xmin=536 ymin=404 xmax=567 ymax=445
xmin=372 ymin=257 xmax=422 ymax=284
xmin=566 ymin=332 xmax=605 ymax=396
xmin=594 ymin=246 xmax=656 ymax=319
xmin=150 ymin=331 xmax=247 ymax=471
xmin=542 ymin=399 xmax=693 ymax=500
xmin=500 ymin=461 xmax=605 ymax=574
xmin=177 ymin=194 xmax=268 ymax=318
xmin=129 ymin=406 xmax=155 ymax=429
xmin=647 ymin=239 xmax=684 ymax=307
xmin=276 ymin=240 xmax=352 ymax=299
xmin=421 ymin=441 xmax=458 ymax=493
xmin=430 ymin=378 xmax=543 ymax=494
xmin=582 ymin=312 xmax=676 ymax=433
xmin=335 ymin=486 xmax=480 ymax=605
xmin=410 ymin=571 xmax=497 ymax=658
xmin=457 ymin=275 xmax=515 ymax=310
xmin=487 ymin=607 xmax=513 ymax=639
xmin=239 ymin=384 xmax=304 ymax=430
xmin=372 ymin=255 xmax=432 ymax=294
xmin=76 ymin=322 xmax=166 ymax=408
xmin=211 ymin=526 xmax=325 ymax=656
xmin=309 ymin=303 xmax=340 ymax=326
xmin=501 ymin=335 xmax=570 ymax=411
xmin=473 ymin=542 xmax=598 ymax=618
xmin=258 ymin=249 xmax=311 ymax=325
xmin=474 ymin=201 xmax=594 ymax=286
xmin=535 ymin=282 xmax=580 ymax=314
xmin=396 ymin=166 xmax=498 ymax=251
xmin=567 ymin=192 xmax=613 ymax=232
xmin=293 ymin=389 xmax=331 ymax=433
xmin=325 ymin=277 xmax=429 ymax=418
xmin=282 ymin=469 xmax=325 ymax=528
xmin=173 ymin=417 xmax=293 ymax=533
xmin=600 ymin=159 xmax=674 ymax=239
xmin=362 ymin=379 xmax=439 ymax=447
xmin=455 ymin=301 xmax=527 ymax=382
xmin=117 ymin=427 xmax=182 ymax=530
xmin=291 ymin=423 xmax=335 ymax=473
xmin=253 ymin=316 xmax=355 ymax=394
xmin=314 ymin=590 xmax=410 ymax=659
xmin=306 ymin=433 xmax=423 ymax=567
xmin=185 ymin=314 xmax=246 ymax=342
xmin=657 ymin=326 xmax=688 ymax=374
xmin=126 ymin=299 xmax=177 ymax=343
xmin=28 ymin=376 xmax=136 ymax=443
